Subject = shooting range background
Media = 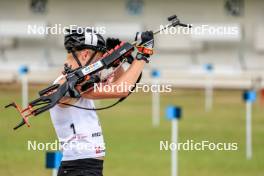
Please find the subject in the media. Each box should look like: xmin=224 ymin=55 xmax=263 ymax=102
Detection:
xmin=0 ymin=0 xmax=264 ymax=176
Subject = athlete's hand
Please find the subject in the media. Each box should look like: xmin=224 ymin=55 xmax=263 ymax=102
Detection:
xmin=135 ymin=31 xmax=154 ymax=63
xmin=106 ymin=38 xmax=123 ymax=68
xmin=135 ymin=31 xmax=154 ymax=47
xmin=106 ymin=38 xmax=121 ymax=50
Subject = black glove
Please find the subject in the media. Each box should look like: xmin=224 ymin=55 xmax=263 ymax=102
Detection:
xmin=135 ymin=31 xmax=154 ymax=46
xmin=105 ymin=38 xmax=122 ymax=67
xmin=106 ymin=38 xmax=121 ymax=50
xmin=135 ymin=31 xmax=154 ymax=63
xmin=106 ymin=37 xmax=135 ymax=66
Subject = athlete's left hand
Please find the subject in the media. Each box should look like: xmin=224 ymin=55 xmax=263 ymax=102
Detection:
xmin=106 ymin=38 xmax=121 ymax=50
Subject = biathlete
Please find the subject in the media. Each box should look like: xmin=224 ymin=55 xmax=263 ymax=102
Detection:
xmin=49 ymin=27 xmax=154 ymax=176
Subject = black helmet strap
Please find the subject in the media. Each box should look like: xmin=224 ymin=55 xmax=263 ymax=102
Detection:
xmin=71 ymin=51 xmax=82 ymax=67
xmin=85 ymin=51 xmax=97 ymax=66
xmin=71 ymin=50 xmax=98 ymax=68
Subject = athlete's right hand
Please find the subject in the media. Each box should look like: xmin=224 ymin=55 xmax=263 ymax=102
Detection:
xmin=135 ymin=31 xmax=154 ymax=47
xmin=135 ymin=31 xmax=154 ymax=63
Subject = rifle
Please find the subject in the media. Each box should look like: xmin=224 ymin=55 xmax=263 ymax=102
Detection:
xmin=5 ymin=15 xmax=190 ymax=130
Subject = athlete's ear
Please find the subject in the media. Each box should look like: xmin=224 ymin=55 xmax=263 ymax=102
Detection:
xmin=80 ymin=49 xmax=90 ymax=61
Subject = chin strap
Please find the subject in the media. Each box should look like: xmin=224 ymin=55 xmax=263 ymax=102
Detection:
xmin=71 ymin=51 xmax=82 ymax=67
xmin=72 ymin=50 xmax=98 ymax=67
xmin=85 ymin=51 xmax=97 ymax=66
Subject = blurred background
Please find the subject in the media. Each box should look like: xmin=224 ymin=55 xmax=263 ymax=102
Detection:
xmin=0 ymin=0 xmax=263 ymax=86
xmin=0 ymin=0 xmax=264 ymax=176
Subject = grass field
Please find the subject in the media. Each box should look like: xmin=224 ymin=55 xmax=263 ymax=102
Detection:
xmin=1 ymin=85 xmax=264 ymax=176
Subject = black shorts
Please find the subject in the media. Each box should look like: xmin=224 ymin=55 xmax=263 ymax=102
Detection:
xmin=57 ymin=158 xmax=104 ymax=176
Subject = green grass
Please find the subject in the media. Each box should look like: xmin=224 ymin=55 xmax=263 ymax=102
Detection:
xmin=0 ymin=85 xmax=264 ymax=176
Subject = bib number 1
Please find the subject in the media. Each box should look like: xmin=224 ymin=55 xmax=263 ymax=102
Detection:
xmin=70 ymin=123 xmax=76 ymax=135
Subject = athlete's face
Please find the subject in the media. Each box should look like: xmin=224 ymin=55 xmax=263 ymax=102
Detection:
xmin=65 ymin=50 xmax=104 ymax=69
xmin=79 ymin=49 xmax=104 ymax=66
